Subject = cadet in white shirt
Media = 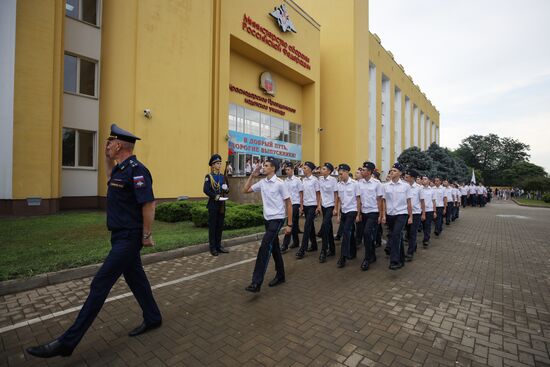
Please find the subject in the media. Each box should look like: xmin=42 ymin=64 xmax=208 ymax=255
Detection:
xmin=468 ymin=182 xmax=478 ymax=207
xmin=358 ymin=161 xmax=383 ymax=271
xmin=404 ymin=169 xmax=423 ymax=261
xmin=459 ymin=183 xmax=468 ymax=208
xmin=296 ymin=161 xmax=320 ymax=259
xmin=281 ymin=162 xmax=303 ymax=253
xmin=381 ymin=163 xmax=413 ymax=270
xmin=452 ymin=184 xmax=461 ymax=220
xmin=243 ymin=157 xmax=292 ymax=293
xmin=318 ymin=163 xmax=338 ymax=263
xmin=334 ymin=164 xmax=362 ymax=268
xmin=443 ymin=180 xmax=454 ymax=225
xmin=433 ymin=177 xmax=447 ymax=236
xmin=420 ymin=176 xmax=436 ymax=247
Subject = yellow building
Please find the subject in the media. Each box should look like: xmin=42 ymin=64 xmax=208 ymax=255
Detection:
xmin=0 ymin=0 xmax=438 ymax=215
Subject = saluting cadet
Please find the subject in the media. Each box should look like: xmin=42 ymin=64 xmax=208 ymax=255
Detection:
xmin=452 ymin=184 xmax=461 ymax=220
xmin=27 ymin=124 xmax=162 ymax=358
xmin=243 ymin=157 xmax=292 ymax=293
xmin=460 ymin=183 xmax=468 ymax=208
xmin=281 ymin=162 xmax=303 ymax=253
xmin=358 ymin=161 xmax=383 ymax=271
xmin=296 ymin=161 xmax=320 ymax=259
xmin=334 ymin=164 xmax=361 ymax=268
xmin=404 ymin=169 xmax=422 ymax=261
xmin=204 ymin=154 xmax=230 ymax=256
xmin=443 ymin=180 xmax=454 ymax=225
xmin=420 ymin=176 xmax=436 ymax=247
xmin=381 ymin=163 xmax=413 ymax=270
xmin=318 ymin=163 xmax=338 ymax=263
xmin=433 ymin=177 xmax=447 ymax=236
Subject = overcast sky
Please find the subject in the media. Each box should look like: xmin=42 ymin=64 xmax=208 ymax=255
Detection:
xmin=369 ymin=0 xmax=550 ymax=173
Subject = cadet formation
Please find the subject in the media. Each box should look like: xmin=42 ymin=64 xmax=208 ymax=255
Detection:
xmin=25 ymin=124 xmax=489 ymax=358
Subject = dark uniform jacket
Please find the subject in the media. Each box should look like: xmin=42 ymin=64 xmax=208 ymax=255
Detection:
xmin=107 ymin=155 xmax=154 ymax=231
xmin=203 ymin=173 xmax=229 ymax=209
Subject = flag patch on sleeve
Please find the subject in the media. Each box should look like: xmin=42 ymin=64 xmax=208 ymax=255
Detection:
xmin=133 ymin=176 xmax=146 ymax=188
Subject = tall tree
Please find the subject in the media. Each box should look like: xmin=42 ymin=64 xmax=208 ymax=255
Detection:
xmin=397 ymin=147 xmax=433 ymax=176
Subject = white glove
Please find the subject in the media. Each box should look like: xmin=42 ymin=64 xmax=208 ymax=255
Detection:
xmin=222 ymin=184 xmax=228 ymax=190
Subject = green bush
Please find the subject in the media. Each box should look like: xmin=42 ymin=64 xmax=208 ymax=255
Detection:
xmin=155 ymin=200 xmax=207 ymax=222
xmin=543 ymin=194 xmax=550 ymax=203
xmin=189 ymin=202 xmax=264 ymax=229
xmin=190 ymin=205 xmax=209 ymax=227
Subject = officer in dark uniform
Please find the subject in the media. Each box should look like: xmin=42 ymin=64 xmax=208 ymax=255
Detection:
xmin=27 ymin=123 xmax=162 ymax=359
xmin=203 ymin=154 xmax=230 ymax=256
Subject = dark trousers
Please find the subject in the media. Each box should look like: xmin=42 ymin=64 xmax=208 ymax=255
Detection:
xmin=454 ymin=202 xmax=460 ymax=219
xmin=435 ymin=206 xmax=444 ymax=233
xmin=282 ymin=204 xmax=300 ymax=248
xmin=471 ymin=194 xmax=478 ymax=207
xmin=208 ymin=204 xmax=225 ymax=251
xmin=321 ymin=206 xmax=336 ymax=254
xmin=446 ymin=202 xmax=454 ymax=224
xmin=251 ymin=219 xmax=285 ymax=285
xmin=461 ymin=195 xmax=467 ymax=208
xmin=299 ymin=205 xmax=317 ymax=252
xmin=362 ymin=212 xmax=379 ymax=262
xmin=340 ymin=211 xmax=357 ymax=259
xmin=376 ymin=223 xmax=382 ymax=246
xmin=336 ymin=210 xmax=344 ymax=238
xmin=422 ymin=211 xmax=434 ymax=243
xmin=387 ymin=214 xmax=407 ymax=265
xmin=59 ymin=229 xmax=161 ymax=350
xmin=355 ymin=218 xmax=364 ymax=250
xmin=479 ymin=195 xmax=486 ymax=207
xmin=407 ymin=213 xmax=422 ymax=255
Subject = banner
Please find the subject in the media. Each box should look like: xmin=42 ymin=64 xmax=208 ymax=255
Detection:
xmin=228 ymin=130 xmax=302 ymax=161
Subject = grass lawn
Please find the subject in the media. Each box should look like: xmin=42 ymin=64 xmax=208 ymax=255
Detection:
xmin=515 ymin=198 xmax=550 ymax=207
xmin=0 ymin=211 xmax=263 ymax=281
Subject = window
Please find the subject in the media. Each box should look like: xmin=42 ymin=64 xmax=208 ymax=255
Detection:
xmin=64 ymin=53 xmax=97 ymax=97
xmin=62 ymin=128 xmax=96 ymax=168
xmin=66 ymin=0 xmax=99 ymax=26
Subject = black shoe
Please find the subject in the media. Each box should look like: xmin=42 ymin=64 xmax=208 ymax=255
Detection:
xmin=26 ymin=339 xmax=73 ymax=358
xmin=334 ymin=235 xmax=341 ymax=241
xmin=210 ymin=249 xmax=219 ymax=256
xmin=337 ymin=257 xmax=346 ymax=268
xmin=434 ymin=231 xmax=439 ymax=236
xmin=280 ymin=245 xmax=289 ymax=254
xmin=360 ymin=259 xmax=369 ymax=271
xmin=389 ymin=262 xmax=402 ymax=270
xmin=326 ymin=250 xmax=336 ymax=257
xmin=295 ymin=251 xmax=305 ymax=259
xmin=128 ymin=320 xmax=162 ymax=337
xmin=217 ymin=247 xmax=229 ymax=254
xmin=268 ymin=277 xmax=285 ymax=287
xmin=316 ymin=232 xmax=322 ymax=238
xmin=384 ymin=247 xmax=390 ymax=256
xmin=306 ymin=246 xmax=318 ymax=252
xmin=245 ymin=283 xmax=261 ymax=293
xmin=289 ymin=243 xmax=299 ymax=249
xmin=298 ymin=229 xmax=303 ymax=234
xmin=405 ymin=254 xmax=413 ymax=262
xmin=423 ymin=241 xmax=429 ymax=247
xmin=319 ymin=251 xmax=327 ymax=263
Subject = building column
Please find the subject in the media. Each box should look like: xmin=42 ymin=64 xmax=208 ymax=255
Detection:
xmin=0 ymin=0 xmax=16 ymax=200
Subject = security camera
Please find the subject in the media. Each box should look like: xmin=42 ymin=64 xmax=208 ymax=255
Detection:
xmin=143 ymin=109 xmax=152 ymax=119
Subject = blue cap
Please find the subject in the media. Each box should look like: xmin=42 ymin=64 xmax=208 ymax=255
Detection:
xmin=304 ymin=161 xmax=316 ymax=171
xmin=209 ymin=154 xmax=222 ymax=166
xmin=338 ymin=163 xmax=351 ymax=172
xmin=108 ymin=123 xmax=140 ymax=143
xmin=323 ymin=162 xmax=334 ymax=172
xmin=266 ymin=156 xmax=280 ymax=170
xmin=392 ymin=162 xmax=404 ymax=172
xmin=363 ymin=161 xmax=376 ymax=171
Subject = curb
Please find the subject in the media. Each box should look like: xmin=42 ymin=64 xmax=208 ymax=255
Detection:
xmin=512 ymin=199 xmax=550 ymax=208
xmin=0 ymin=233 xmax=264 ymax=297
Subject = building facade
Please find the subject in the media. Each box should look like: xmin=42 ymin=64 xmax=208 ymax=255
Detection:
xmin=0 ymin=0 xmax=438 ymax=215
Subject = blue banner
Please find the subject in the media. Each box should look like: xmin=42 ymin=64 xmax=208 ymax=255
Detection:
xmin=228 ymin=130 xmax=302 ymax=161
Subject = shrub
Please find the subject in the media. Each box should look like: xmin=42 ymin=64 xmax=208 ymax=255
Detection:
xmin=543 ymin=194 xmax=550 ymax=203
xmin=190 ymin=205 xmax=209 ymax=227
xmin=189 ymin=203 xmax=264 ymax=229
xmin=155 ymin=200 xmax=207 ymax=222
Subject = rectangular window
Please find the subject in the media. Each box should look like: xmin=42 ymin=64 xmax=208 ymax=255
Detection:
xmin=62 ymin=128 xmax=96 ymax=168
xmin=66 ymin=0 xmax=99 ymax=26
xmin=64 ymin=53 xmax=97 ymax=97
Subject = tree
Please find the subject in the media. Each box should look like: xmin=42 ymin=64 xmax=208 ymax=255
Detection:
xmin=521 ymin=177 xmax=550 ymax=192
xmin=500 ymin=162 xmax=547 ymax=186
xmin=397 ymin=147 xmax=433 ymax=176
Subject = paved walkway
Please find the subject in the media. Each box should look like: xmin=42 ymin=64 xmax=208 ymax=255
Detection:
xmin=1 ymin=200 xmax=550 ymax=367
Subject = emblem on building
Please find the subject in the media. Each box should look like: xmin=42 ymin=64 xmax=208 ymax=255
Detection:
xmin=260 ymin=72 xmax=276 ymax=96
xmin=270 ymin=4 xmax=297 ymax=33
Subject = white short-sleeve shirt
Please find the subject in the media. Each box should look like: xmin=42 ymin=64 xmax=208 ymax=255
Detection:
xmin=468 ymin=185 xmax=477 ymax=195
xmin=319 ymin=175 xmax=338 ymax=208
xmin=421 ymin=186 xmax=435 ymax=212
xmin=452 ymin=187 xmax=460 ymax=201
xmin=359 ymin=177 xmax=383 ymax=214
xmin=301 ymin=175 xmax=320 ymax=206
xmin=409 ymin=182 xmax=423 ymax=214
xmin=444 ymin=187 xmax=454 ymax=202
xmin=383 ymin=179 xmax=413 ymax=216
xmin=284 ymin=175 xmax=303 ymax=205
xmin=433 ymin=185 xmax=446 ymax=207
xmin=460 ymin=186 xmax=468 ymax=196
xmin=251 ymin=175 xmax=290 ymax=220
xmin=337 ymin=178 xmax=361 ymax=213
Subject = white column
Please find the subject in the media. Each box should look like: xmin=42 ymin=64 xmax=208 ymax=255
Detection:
xmin=0 ymin=0 xmax=16 ymax=199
